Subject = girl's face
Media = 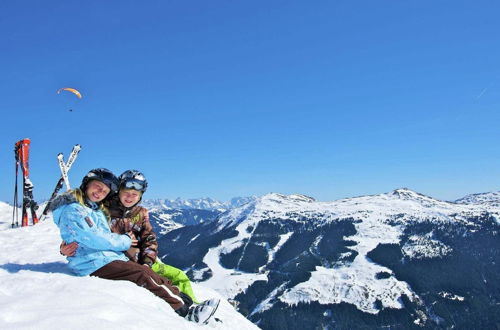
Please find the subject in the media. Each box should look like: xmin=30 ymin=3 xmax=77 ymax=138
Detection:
xmin=86 ymin=180 xmax=111 ymax=202
xmin=119 ymin=189 xmax=142 ymax=208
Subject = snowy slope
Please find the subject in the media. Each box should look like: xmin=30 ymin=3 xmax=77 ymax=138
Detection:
xmin=0 ymin=211 xmax=259 ymax=329
xmin=0 ymin=201 xmax=15 ymax=230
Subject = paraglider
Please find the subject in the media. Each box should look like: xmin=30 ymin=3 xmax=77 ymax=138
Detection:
xmin=57 ymin=87 xmax=82 ymax=99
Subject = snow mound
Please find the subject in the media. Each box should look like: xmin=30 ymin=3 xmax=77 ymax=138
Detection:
xmin=0 ymin=218 xmax=258 ymax=329
xmin=0 ymin=201 xmax=15 ymax=231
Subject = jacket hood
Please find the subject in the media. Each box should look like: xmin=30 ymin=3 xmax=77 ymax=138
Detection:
xmin=49 ymin=192 xmax=78 ymax=211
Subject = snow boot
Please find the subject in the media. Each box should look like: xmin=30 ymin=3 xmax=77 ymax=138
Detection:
xmin=185 ymin=298 xmax=220 ymax=324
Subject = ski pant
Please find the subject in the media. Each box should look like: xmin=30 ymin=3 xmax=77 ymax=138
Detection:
xmin=90 ymin=260 xmax=187 ymax=314
xmin=152 ymin=259 xmax=200 ymax=304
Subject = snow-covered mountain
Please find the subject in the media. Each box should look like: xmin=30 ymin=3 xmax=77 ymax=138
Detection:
xmin=144 ymin=197 xmax=256 ymax=235
xmin=143 ymin=197 xmax=256 ymax=212
xmin=0 ymin=203 xmax=258 ymax=330
xmin=148 ymin=208 xmax=221 ymax=235
xmin=454 ymin=191 xmax=500 ymax=206
xmin=158 ymin=189 xmax=500 ymax=329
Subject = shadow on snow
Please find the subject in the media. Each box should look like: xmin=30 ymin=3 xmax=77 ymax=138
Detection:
xmin=0 ymin=262 xmax=73 ymax=275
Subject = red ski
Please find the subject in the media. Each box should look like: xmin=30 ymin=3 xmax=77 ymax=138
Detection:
xmin=13 ymin=138 xmax=39 ymax=227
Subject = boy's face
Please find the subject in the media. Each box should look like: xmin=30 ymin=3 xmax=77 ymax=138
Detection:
xmin=119 ymin=188 xmax=142 ymax=208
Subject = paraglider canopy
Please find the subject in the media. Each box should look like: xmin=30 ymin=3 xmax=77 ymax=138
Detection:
xmin=57 ymin=87 xmax=82 ymax=99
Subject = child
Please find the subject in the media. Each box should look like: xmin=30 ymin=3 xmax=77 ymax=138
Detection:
xmin=55 ymin=168 xmax=218 ymax=324
xmin=108 ymin=169 xmax=200 ymax=304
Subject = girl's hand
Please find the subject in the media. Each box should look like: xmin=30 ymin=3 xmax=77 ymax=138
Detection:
xmin=60 ymin=241 xmax=78 ymax=257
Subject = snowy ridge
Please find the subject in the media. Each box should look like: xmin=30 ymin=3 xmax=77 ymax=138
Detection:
xmin=143 ymin=197 xmax=256 ymax=212
xmin=144 ymin=197 xmax=226 ymax=212
xmin=455 ymin=191 xmax=500 ymax=206
xmin=0 ymin=209 xmax=258 ymax=329
xmin=218 ymin=188 xmax=494 ymax=229
xmin=200 ymin=188 xmax=499 ymax=315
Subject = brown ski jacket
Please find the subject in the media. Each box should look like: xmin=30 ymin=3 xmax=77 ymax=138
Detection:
xmin=105 ymin=194 xmax=158 ymax=267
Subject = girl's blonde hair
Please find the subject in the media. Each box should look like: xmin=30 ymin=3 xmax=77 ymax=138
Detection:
xmin=71 ymin=188 xmax=111 ymax=220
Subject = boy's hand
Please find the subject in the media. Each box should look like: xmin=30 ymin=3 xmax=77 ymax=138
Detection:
xmin=126 ymin=232 xmax=139 ymax=247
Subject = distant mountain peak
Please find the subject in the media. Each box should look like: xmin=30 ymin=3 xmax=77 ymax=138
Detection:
xmin=143 ymin=196 xmax=256 ymax=212
xmin=260 ymin=193 xmax=315 ymax=204
xmin=455 ymin=191 xmax=500 ymax=205
xmin=389 ymin=188 xmax=429 ymax=200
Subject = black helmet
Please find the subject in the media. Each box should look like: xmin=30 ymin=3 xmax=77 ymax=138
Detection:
xmin=80 ymin=168 xmax=119 ymax=194
xmin=119 ymin=170 xmax=148 ymax=193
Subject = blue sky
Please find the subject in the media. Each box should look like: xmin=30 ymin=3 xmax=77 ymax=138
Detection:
xmin=1 ymin=1 xmax=499 ymax=202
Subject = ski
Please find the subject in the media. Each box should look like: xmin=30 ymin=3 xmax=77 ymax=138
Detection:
xmin=40 ymin=144 xmax=81 ymax=220
xmin=58 ymin=144 xmax=81 ymax=191
xmin=12 ymin=150 xmax=20 ymax=228
xmin=64 ymin=144 xmax=82 ymax=171
xmin=12 ymin=138 xmax=39 ymax=227
xmin=202 ymin=298 xmax=220 ymax=325
xmin=57 ymin=153 xmax=70 ymax=190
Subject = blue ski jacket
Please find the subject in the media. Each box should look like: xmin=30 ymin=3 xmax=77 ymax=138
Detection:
xmin=51 ymin=192 xmax=131 ymax=276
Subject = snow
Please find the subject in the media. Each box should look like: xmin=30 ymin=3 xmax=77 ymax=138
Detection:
xmin=249 ymin=283 xmax=288 ymax=317
xmin=280 ymin=211 xmax=418 ymax=314
xmin=0 ymin=206 xmax=259 ymax=330
xmin=263 ymin=232 xmax=293 ymax=268
xmin=438 ymin=291 xmax=465 ymax=302
xmin=0 ymin=201 xmax=16 ymax=230
xmin=156 ymin=215 xmax=183 ymax=234
xmin=189 ymin=234 xmax=201 ymax=244
xmin=455 ymin=191 xmax=500 ymax=206
xmin=402 ymin=235 xmax=453 ymax=259
xmin=199 ymin=222 xmax=267 ymax=299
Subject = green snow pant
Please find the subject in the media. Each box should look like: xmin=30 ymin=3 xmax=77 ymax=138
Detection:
xmin=152 ymin=259 xmax=200 ymax=304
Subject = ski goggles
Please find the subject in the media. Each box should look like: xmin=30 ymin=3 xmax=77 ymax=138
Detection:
xmin=121 ymin=179 xmax=146 ymax=192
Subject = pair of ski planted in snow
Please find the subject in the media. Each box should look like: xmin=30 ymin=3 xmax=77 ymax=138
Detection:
xmin=12 ymin=141 xmax=82 ymax=227
xmin=39 ymin=144 xmax=82 ymax=221
xmin=12 ymin=139 xmax=38 ymax=227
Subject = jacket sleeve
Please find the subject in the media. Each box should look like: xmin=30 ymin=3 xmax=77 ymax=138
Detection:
xmin=138 ymin=208 xmax=158 ymax=266
xmin=61 ymin=204 xmax=132 ymax=252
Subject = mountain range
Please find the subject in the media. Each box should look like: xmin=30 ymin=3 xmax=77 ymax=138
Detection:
xmin=142 ymin=196 xmax=256 ymax=212
xmin=143 ymin=197 xmax=255 ymax=235
xmin=155 ymin=189 xmax=499 ymax=329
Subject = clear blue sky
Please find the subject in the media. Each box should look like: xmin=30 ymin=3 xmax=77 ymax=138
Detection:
xmin=1 ymin=1 xmax=499 ymax=202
